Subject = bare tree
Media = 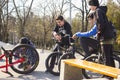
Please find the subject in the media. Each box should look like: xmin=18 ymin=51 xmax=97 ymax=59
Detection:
xmin=36 ymin=0 xmax=69 ymax=51
xmin=13 ymin=0 xmax=34 ymax=38
xmin=68 ymin=0 xmax=105 ymax=31
xmin=0 ymin=0 xmax=9 ymax=42
xmin=69 ymin=0 xmax=89 ymax=31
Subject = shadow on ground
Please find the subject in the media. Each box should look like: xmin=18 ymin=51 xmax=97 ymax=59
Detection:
xmin=0 ymin=71 xmax=59 ymax=80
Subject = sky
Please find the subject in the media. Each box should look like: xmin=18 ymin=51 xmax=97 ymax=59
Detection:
xmin=30 ymin=0 xmax=83 ymax=18
xmin=9 ymin=0 xmax=118 ymax=18
xmin=30 ymin=0 xmax=108 ymax=18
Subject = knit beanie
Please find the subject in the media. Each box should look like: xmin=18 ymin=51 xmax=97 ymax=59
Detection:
xmin=88 ymin=0 xmax=99 ymax=7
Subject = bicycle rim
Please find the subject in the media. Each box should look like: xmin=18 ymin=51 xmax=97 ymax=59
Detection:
xmin=45 ymin=52 xmax=62 ymax=76
xmin=82 ymin=55 xmax=104 ymax=79
xmin=9 ymin=44 xmax=39 ymax=74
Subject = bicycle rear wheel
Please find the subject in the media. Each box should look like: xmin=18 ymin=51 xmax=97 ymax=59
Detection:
xmin=113 ymin=53 xmax=120 ymax=69
xmin=45 ymin=52 xmax=62 ymax=76
xmin=82 ymin=53 xmax=120 ymax=79
xmin=9 ymin=44 xmax=39 ymax=74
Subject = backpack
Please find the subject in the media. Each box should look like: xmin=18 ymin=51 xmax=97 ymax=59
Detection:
xmin=19 ymin=37 xmax=30 ymax=44
xmin=108 ymin=21 xmax=117 ymax=40
xmin=95 ymin=6 xmax=117 ymax=41
xmin=101 ymin=20 xmax=117 ymax=40
xmin=19 ymin=37 xmax=35 ymax=47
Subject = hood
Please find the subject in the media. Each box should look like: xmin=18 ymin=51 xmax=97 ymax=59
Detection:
xmin=98 ymin=6 xmax=107 ymax=14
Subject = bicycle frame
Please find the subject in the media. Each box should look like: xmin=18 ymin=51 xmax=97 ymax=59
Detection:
xmin=0 ymin=47 xmax=25 ymax=76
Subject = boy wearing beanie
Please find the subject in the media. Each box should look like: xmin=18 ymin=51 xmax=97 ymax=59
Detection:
xmin=88 ymin=0 xmax=115 ymax=71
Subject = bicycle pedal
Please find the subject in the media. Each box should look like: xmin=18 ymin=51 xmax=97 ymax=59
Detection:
xmin=1 ymin=70 xmax=13 ymax=77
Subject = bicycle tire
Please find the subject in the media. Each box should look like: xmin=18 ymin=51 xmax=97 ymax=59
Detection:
xmin=82 ymin=55 xmax=104 ymax=79
xmin=9 ymin=44 xmax=39 ymax=74
xmin=82 ymin=54 xmax=120 ymax=79
xmin=58 ymin=53 xmax=75 ymax=72
xmin=113 ymin=54 xmax=120 ymax=68
xmin=45 ymin=52 xmax=62 ymax=76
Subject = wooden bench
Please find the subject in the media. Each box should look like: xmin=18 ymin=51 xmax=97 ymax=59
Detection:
xmin=60 ymin=59 xmax=120 ymax=80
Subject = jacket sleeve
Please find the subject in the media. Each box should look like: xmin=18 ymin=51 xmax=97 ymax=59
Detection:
xmin=65 ymin=22 xmax=73 ymax=36
xmin=53 ymin=25 xmax=58 ymax=32
xmin=75 ymin=24 xmax=97 ymax=37
xmin=96 ymin=8 xmax=106 ymax=37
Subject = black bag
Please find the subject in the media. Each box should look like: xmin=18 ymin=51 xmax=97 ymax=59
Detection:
xmin=19 ymin=37 xmax=30 ymax=44
xmin=102 ymin=21 xmax=115 ymax=40
xmin=95 ymin=6 xmax=117 ymax=41
xmin=109 ymin=21 xmax=117 ymax=39
xmin=100 ymin=13 xmax=116 ymax=40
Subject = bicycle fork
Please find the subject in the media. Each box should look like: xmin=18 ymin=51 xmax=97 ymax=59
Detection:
xmin=1 ymin=55 xmax=13 ymax=77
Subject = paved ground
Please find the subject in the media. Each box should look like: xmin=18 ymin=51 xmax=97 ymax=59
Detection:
xmin=0 ymin=41 xmax=119 ymax=80
xmin=0 ymin=49 xmax=59 ymax=80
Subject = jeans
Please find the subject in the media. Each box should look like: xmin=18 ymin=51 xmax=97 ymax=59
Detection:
xmin=80 ymin=37 xmax=99 ymax=58
xmin=101 ymin=44 xmax=115 ymax=67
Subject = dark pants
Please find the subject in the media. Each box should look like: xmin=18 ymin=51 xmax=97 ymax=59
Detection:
xmin=101 ymin=44 xmax=115 ymax=67
xmin=80 ymin=37 xmax=99 ymax=58
xmin=80 ymin=37 xmax=115 ymax=67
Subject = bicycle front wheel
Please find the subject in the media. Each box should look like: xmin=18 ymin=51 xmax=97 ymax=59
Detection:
xmin=45 ymin=52 xmax=62 ymax=76
xmin=82 ymin=55 xmax=104 ymax=79
xmin=9 ymin=44 xmax=39 ymax=74
xmin=58 ymin=53 xmax=75 ymax=72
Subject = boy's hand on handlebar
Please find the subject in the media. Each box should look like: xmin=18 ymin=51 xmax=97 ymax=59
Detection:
xmin=54 ymin=35 xmax=61 ymax=42
xmin=72 ymin=34 xmax=78 ymax=39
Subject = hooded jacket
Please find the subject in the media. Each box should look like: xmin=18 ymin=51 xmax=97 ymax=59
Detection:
xmin=95 ymin=6 xmax=114 ymax=41
xmin=75 ymin=23 xmax=97 ymax=38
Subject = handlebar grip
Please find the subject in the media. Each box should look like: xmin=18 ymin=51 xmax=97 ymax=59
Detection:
xmin=1 ymin=47 xmax=10 ymax=56
xmin=1 ymin=47 xmax=6 ymax=52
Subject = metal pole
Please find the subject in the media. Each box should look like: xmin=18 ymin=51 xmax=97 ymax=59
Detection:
xmin=69 ymin=0 xmax=72 ymax=25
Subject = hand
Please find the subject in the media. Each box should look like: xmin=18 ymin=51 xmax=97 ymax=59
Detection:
xmin=55 ymin=35 xmax=61 ymax=42
xmin=72 ymin=34 xmax=77 ymax=39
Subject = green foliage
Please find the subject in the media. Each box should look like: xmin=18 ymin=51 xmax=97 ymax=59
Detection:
xmin=72 ymin=17 xmax=82 ymax=34
xmin=107 ymin=1 xmax=120 ymax=49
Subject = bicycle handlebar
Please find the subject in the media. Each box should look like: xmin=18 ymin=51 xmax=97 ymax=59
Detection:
xmin=1 ymin=47 xmax=10 ymax=56
xmin=1 ymin=47 xmax=6 ymax=52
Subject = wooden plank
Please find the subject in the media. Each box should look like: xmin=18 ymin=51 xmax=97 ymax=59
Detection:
xmin=60 ymin=60 xmax=83 ymax=80
xmin=64 ymin=59 xmax=120 ymax=78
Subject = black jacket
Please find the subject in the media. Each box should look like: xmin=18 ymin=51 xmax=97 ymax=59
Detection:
xmin=95 ymin=6 xmax=114 ymax=41
xmin=53 ymin=21 xmax=73 ymax=37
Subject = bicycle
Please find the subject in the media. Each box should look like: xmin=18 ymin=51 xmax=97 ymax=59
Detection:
xmin=45 ymin=34 xmax=79 ymax=76
xmin=82 ymin=45 xmax=120 ymax=79
xmin=58 ymin=42 xmax=86 ymax=71
xmin=58 ymin=39 xmax=120 ymax=79
xmin=45 ymin=40 xmax=70 ymax=76
xmin=0 ymin=44 xmax=39 ymax=76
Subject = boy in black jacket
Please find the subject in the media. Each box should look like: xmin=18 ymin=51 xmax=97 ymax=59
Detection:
xmin=88 ymin=0 xmax=115 ymax=68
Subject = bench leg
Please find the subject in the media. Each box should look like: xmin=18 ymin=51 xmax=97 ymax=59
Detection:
xmin=116 ymin=75 xmax=120 ymax=80
xmin=60 ymin=60 xmax=83 ymax=80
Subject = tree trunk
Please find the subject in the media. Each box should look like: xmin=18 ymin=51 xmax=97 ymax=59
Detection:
xmin=0 ymin=8 xmax=2 ymax=41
